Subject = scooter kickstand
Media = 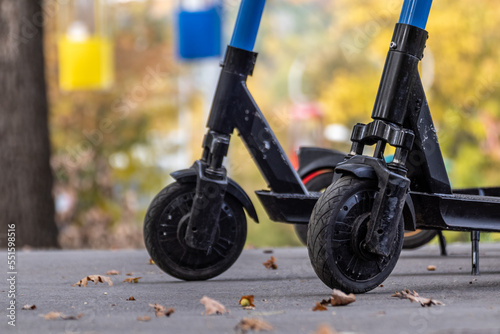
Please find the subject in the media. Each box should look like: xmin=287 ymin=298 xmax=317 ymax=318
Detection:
xmin=438 ymin=231 xmax=447 ymax=256
xmin=471 ymin=230 xmax=480 ymax=275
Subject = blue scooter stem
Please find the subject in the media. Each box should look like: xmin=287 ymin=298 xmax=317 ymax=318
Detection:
xmin=230 ymin=0 xmax=266 ymax=51
xmin=398 ymin=0 xmax=432 ymax=30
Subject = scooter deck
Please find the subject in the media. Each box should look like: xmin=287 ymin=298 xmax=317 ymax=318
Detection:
xmin=255 ymin=190 xmax=321 ymax=224
xmin=411 ymin=188 xmax=500 ymax=232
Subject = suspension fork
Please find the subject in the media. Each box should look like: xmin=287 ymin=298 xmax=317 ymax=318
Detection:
xmin=185 ymin=0 xmax=266 ymax=252
xmin=349 ymin=0 xmax=432 ymax=256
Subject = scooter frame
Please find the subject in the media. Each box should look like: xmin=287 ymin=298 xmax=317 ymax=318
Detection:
xmin=325 ymin=0 xmax=500 ymax=277
xmin=176 ymin=0 xmax=346 ymax=252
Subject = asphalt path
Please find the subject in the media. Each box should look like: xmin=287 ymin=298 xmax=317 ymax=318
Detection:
xmin=1 ymin=244 xmax=500 ymax=334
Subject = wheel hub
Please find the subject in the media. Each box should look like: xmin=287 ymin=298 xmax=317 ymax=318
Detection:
xmin=176 ymin=213 xmax=220 ymax=253
xmin=351 ymin=213 xmax=378 ymax=262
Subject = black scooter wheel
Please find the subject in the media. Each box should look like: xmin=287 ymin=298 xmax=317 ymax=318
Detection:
xmin=307 ymin=175 xmax=404 ymax=293
xmin=144 ymin=182 xmax=247 ymax=281
xmin=403 ymin=229 xmax=438 ymax=249
xmin=295 ymin=170 xmax=335 ymax=245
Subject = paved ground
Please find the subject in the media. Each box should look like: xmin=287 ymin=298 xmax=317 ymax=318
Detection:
xmin=1 ymin=244 xmax=500 ymax=334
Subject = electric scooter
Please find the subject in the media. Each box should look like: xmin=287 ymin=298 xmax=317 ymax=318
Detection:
xmin=143 ymin=0 xmax=345 ymax=280
xmin=307 ymin=0 xmax=500 ymax=293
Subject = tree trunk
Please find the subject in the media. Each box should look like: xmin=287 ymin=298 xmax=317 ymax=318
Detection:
xmin=0 ymin=0 xmax=59 ymax=248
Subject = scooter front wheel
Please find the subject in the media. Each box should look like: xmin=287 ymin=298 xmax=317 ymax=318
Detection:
xmin=144 ymin=181 xmax=247 ymax=281
xmin=307 ymin=175 xmax=404 ymax=293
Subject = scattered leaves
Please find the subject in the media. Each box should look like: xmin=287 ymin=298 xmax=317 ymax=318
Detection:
xmin=126 ymin=296 xmax=136 ymax=301
xmin=123 ymin=277 xmax=142 ymax=283
xmin=392 ymin=289 xmax=445 ymax=307
xmin=137 ymin=316 xmax=151 ymax=322
xmin=235 ymin=317 xmax=274 ymax=333
xmin=149 ymin=303 xmax=175 ymax=317
xmin=106 ymin=270 xmax=120 ymax=275
xmin=43 ymin=312 xmax=83 ymax=320
xmin=263 ymin=256 xmax=278 ymax=270
xmin=312 ymin=324 xmax=340 ymax=334
xmin=22 ymin=304 xmax=36 ymax=310
xmin=239 ymin=295 xmax=255 ymax=308
xmin=312 ymin=302 xmax=328 ymax=311
xmin=73 ymin=275 xmax=113 ymax=287
xmin=200 ymin=296 xmax=228 ymax=315
xmin=148 ymin=258 xmax=155 ymax=265
xmin=427 ymin=265 xmax=436 ymax=271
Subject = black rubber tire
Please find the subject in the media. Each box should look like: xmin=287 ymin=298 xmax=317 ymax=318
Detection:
xmin=307 ymin=175 xmax=404 ymax=293
xmin=295 ymin=171 xmax=335 ymax=245
xmin=403 ymin=229 xmax=438 ymax=249
xmin=144 ymin=181 xmax=247 ymax=281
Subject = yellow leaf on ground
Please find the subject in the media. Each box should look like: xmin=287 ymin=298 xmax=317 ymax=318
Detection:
xmin=137 ymin=316 xmax=151 ymax=322
xmin=200 ymin=296 xmax=228 ymax=315
xmin=239 ymin=295 xmax=255 ymax=307
xmin=427 ymin=265 xmax=436 ymax=271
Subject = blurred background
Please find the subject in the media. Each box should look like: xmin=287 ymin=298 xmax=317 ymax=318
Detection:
xmin=3 ymin=0 xmax=500 ymax=249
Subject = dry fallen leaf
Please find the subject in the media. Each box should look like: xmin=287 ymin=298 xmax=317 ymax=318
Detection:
xmin=200 ymin=296 xmax=228 ymax=315
xmin=330 ymin=289 xmax=356 ymax=306
xmin=148 ymin=258 xmax=155 ymax=265
xmin=43 ymin=312 xmax=83 ymax=320
xmin=126 ymin=296 xmax=136 ymax=301
xmin=126 ymin=272 xmax=134 ymax=276
xmin=263 ymin=249 xmax=274 ymax=254
xmin=149 ymin=303 xmax=165 ymax=317
xmin=239 ymin=295 xmax=255 ymax=307
xmin=22 ymin=304 xmax=36 ymax=310
xmin=106 ymin=270 xmax=120 ymax=275
xmin=149 ymin=303 xmax=175 ymax=317
xmin=312 ymin=302 xmax=328 ymax=311
xmin=312 ymin=324 xmax=340 ymax=334
xmin=427 ymin=265 xmax=436 ymax=271
xmin=235 ymin=317 xmax=273 ymax=333
xmin=392 ymin=289 xmax=445 ymax=307
xmin=73 ymin=275 xmax=113 ymax=287
xmin=123 ymin=277 xmax=142 ymax=283
xmin=263 ymin=256 xmax=278 ymax=270
xmin=137 ymin=316 xmax=151 ymax=322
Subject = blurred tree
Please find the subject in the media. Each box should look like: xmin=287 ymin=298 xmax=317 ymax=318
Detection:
xmin=0 ymin=0 xmax=59 ymax=247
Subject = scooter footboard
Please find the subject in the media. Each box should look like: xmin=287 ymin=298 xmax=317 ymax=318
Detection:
xmin=255 ymin=190 xmax=320 ymax=224
xmin=411 ymin=191 xmax=500 ymax=232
